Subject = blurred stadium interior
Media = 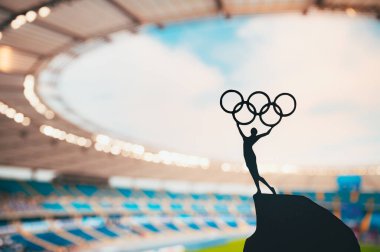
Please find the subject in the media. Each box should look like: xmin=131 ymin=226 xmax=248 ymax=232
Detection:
xmin=0 ymin=0 xmax=380 ymax=251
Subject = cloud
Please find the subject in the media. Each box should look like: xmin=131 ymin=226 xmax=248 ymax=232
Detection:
xmin=55 ymin=32 xmax=226 ymax=155
xmin=42 ymin=12 xmax=380 ymax=167
xmin=229 ymin=12 xmax=380 ymax=166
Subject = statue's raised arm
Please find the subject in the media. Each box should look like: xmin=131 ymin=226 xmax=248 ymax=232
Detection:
xmin=257 ymin=127 xmax=273 ymax=140
xmin=236 ymin=122 xmax=246 ymax=139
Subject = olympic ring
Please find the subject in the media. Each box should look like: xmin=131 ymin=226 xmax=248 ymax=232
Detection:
xmin=259 ymin=102 xmax=283 ymax=127
xmin=247 ymin=91 xmax=271 ymax=116
xmin=232 ymin=101 xmax=256 ymax=125
xmin=220 ymin=90 xmax=296 ymax=127
xmin=273 ymin=93 xmax=297 ymax=117
xmin=220 ymin=90 xmax=244 ymax=114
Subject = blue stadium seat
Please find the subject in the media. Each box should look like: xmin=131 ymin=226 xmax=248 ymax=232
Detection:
xmin=237 ymin=204 xmax=252 ymax=214
xmin=223 ymin=218 xmax=238 ymax=228
xmin=187 ymin=222 xmax=201 ymax=230
xmin=147 ymin=202 xmax=162 ymax=211
xmin=142 ymin=223 xmax=160 ymax=233
xmin=214 ymin=204 xmax=229 ymax=214
xmin=11 ymin=234 xmax=45 ymax=251
xmin=142 ymin=189 xmax=156 ymax=198
xmin=166 ymin=191 xmax=185 ymax=199
xmin=71 ymin=201 xmax=93 ymax=212
xmin=239 ymin=195 xmax=251 ymax=201
xmin=117 ymin=188 xmax=133 ymax=198
xmin=95 ymin=226 xmax=119 ymax=237
xmin=170 ymin=203 xmax=184 ymax=212
xmin=165 ymin=222 xmax=179 ymax=231
xmin=67 ymin=228 xmax=97 ymax=241
xmin=76 ymin=184 xmax=98 ymax=196
xmin=36 ymin=231 xmax=74 ymax=246
xmin=0 ymin=180 xmax=28 ymax=195
xmin=191 ymin=193 xmax=208 ymax=200
xmin=41 ymin=202 xmax=65 ymax=212
xmin=191 ymin=204 xmax=207 ymax=214
xmin=123 ymin=202 xmax=140 ymax=212
xmin=28 ymin=181 xmax=56 ymax=196
xmin=215 ymin=193 xmax=232 ymax=201
xmin=205 ymin=220 xmax=219 ymax=229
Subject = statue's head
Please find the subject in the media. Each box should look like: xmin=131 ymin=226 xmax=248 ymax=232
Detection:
xmin=250 ymin=128 xmax=258 ymax=136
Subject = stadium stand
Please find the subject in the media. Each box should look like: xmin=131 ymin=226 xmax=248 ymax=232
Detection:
xmin=0 ymin=176 xmax=379 ymax=251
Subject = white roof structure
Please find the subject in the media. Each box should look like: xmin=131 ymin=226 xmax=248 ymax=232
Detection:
xmin=0 ymin=0 xmax=379 ymax=190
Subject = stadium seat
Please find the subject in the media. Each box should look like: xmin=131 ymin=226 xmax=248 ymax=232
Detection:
xmin=214 ymin=204 xmax=230 ymax=214
xmin=95 ymin=226 xmax=119 ymax=238
xmin=76 ymin=184 xmax=98 ymax=196
xmin=27 ymin=181 xmax=56 ymax=196
xmin=71 ymin=201 xmax=93 ymax=212
xmin=205 ymin=220 xmax=219 ymax=229
xmin=117 ymin=188 xmax=133 ymax=198
xmin=170 ymin=202 xmax=184 ymax=212
xmin=142 ymin=189 xmax=157 ymax=198
xmin=142 ymin=223 xmax=160 ymax=233
xmin=147 ymin=202 xmax=162 ymax=211
xmin=35 ymin=231 xmax=74 ymax=246
xmin=11 ymin=234 xmax=45 ymax=251
xmin=123 ymin=202 xmax=140 ymax=212
xmin=41 ymin=202 xmax=66 ymax=212
xmin=191 ymin=204 xmax=208 ymax=214
xmin=67 ymin=228 xmax=97 ymax=241
xmin=165 ymin=222 xmax=180 ymax=231
xmin=0 ymin=180 xmax=28 ymax=195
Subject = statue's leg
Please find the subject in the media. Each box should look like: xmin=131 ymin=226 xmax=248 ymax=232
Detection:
xmin=259 ymin=176 xmax=276 ymax=195
xmin=246 ymin=161 xmax=261 ymax=194
xmin=254 ymin=176 xmax=261 ymax=194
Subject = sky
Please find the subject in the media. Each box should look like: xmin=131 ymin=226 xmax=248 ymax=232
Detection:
xmin=40 ymin=11 xmax=380 ymax=167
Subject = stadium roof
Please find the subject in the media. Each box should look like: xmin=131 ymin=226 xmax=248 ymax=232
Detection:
xmin=0 ymin=0 xmax=379 ymax=185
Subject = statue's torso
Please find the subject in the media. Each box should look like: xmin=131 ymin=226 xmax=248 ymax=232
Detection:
xmin=243 ymin=136 xmax=258 ymax=162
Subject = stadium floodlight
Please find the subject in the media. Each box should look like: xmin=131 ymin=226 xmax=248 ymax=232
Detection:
xmin=38 ymin=6 xmax=51 ymax=18
xmin=23 ymin=75 xmax=55 ymax=119
xmin=40 ymin=124 xmax=92 ymax=147
xmin=25 ymin=11 xmax=37 ymax=22
xmin=0 ymin=101 xmax=31 ymax=126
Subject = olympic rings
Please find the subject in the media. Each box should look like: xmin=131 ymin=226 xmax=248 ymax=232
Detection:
xmin=220 ymin=89 xmax=296 ymax=126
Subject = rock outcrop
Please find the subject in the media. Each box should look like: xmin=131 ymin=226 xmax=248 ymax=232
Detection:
xmin=244 ymin=194 xmax=360 ymax=252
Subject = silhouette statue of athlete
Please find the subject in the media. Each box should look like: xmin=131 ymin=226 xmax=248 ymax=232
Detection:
xmin=237 ymin=122 xmax=276 ymax=195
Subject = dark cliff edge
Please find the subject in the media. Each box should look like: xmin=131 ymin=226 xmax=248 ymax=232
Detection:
xmin=244 ymin=194 xmax=360 ymax=252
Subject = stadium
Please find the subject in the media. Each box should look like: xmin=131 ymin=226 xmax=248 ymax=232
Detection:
xmin=0 ymin=0 xmax=379 ymax=251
